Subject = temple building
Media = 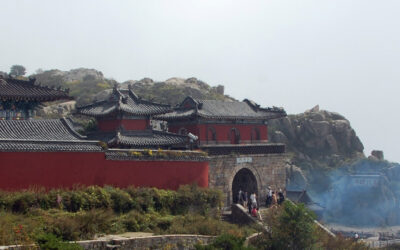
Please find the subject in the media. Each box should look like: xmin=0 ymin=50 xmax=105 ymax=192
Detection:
xmin=0 ymin=80 xmax=289 ymax=206
xmin=0 ymin=76 xmax=70 ymax=120
xmin=156 ymin=97 xmax=286 ymax=155
xmin=76 ymin=85 xmax=189 ymax=149
xmin=0 ymin=83 xmax=207 ymax=191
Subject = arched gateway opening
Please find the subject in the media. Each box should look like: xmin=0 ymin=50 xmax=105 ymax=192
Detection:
xmin=232 ymin=168 xmax=258 ymax=204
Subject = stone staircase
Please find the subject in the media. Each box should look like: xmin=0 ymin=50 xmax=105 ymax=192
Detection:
xmin=220 ymin=209 xmax=232 ymax=223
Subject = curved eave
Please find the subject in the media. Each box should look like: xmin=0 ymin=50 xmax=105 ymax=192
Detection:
xmin=77 ymin=105 xmax=171 ymax=118
xmin=107 ymin=131 xmax=188 ymax=148
xmin=0 ymin=95 xmax=72 ymax=102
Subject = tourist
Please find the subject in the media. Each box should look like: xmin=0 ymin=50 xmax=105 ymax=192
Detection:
xmin=243 ymin=191 xmax=248 ymax=208
xmin=250 ymin=192 xmax=257 ymax=209
xmin=278 ymin=188 xmax=285 ymax=205
xmin=251 ymin=206 xmax=258 ymax=217
xmin=238 ymin=189 xmax=244 ymax=205
xmin=266 ymin=186 xmax=272 ymax=207
xmin=247 ymin=194 xmax=252 ymax=213
xmin=272 ymin=191 xmax=278 ymax=206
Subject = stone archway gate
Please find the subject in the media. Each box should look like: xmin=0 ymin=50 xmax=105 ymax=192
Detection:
xmin=208 ymin=153 xmax=288 ymax=207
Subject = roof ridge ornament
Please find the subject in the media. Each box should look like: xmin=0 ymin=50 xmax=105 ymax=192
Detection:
xmin=128 ymin=85 xmax=139 ymax=102
xmin=243 ymin=99 xmax=260 ymax=111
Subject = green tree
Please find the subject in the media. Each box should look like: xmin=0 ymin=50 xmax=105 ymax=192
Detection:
xmin=271 ymin=201 xmax=317 ymax=250
xmin=254 ymin=201 xmax=317 ymax=250
xmin=196 ymin=234 xmax=255 ymax=250
xmin=10 ymin=65 xmax=26 ymax=76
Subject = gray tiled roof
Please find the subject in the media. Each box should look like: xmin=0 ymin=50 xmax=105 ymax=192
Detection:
xmin=88 ymin=130 xmax=188 ymax=148
xmin=0 ymin=118 xmax=102 ymax=152
xmin=156 ymin=97 xmax=286 ymax=121
xmin=0 ymin=140 xmax=101 ymax=152
xmin=76 ymin=86 xmax=171 ymax=117
xmin=0 ymin=77 xmax=70 ymax=101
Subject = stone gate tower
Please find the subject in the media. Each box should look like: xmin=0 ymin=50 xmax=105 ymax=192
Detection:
xmin=157 ymin=97 xmax=288 ymax=206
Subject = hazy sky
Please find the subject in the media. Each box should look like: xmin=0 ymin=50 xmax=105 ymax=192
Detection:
xmin=1 ymin=0 xmax=399 ymax=162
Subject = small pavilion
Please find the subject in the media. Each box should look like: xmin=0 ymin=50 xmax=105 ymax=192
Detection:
xmin=76 ymin=85 xmax=189 ymax=149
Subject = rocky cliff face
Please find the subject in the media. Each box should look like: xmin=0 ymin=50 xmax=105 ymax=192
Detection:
xmin=269 ymin=105 xmax=365 ymax=170
xmin=273 ymin=106 xmax=400 ymax=227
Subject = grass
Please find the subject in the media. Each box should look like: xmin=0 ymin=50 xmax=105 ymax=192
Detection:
xmin=0 ymin=185 xmax=255 ymax=247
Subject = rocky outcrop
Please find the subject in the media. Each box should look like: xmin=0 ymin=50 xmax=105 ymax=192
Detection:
xmin=269 ymin=105 xmax=364 ymax=169
xmin=120 ymin=77 xmax=233 ymax=106
xmin=37 ymin=100 xmax=76 ymax=117
xmin=286 ymin=164 xmax=308 ymax=191
xmin=31 ymin=68 xmax=232 ymax=115
xmin=32 ymin=68 xmax=116 ymax=107
xmin=370 ymin=150 xmax=384 ymax=161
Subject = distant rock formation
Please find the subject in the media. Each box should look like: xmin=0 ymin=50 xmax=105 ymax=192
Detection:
xmin=120 ymin=77 xmax=233 ymax=106
xmin=269 ymin=105 xmax=364 ymax=169
xmin=34 ymin=68 xmax=105 ymax=83
xmin=369 ymin=150 xmax=384 ymax=161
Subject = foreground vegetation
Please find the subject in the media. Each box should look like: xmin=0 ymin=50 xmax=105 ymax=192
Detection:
xmin=251 ymin=202 xmax=369 ymax=250
xmin=0 ymin=185 xmax=375 ymax=249
xmin=0 ymin=185 xmax=255 ymax=247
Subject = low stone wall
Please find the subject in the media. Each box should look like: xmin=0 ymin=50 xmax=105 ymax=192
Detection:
xmin=0 ymin=235 xmax=215 ymax=250
xmin=78 ymin=235 xmax=215 ymax=250
xmin=0 ymin=244 xmax=38 ymax=250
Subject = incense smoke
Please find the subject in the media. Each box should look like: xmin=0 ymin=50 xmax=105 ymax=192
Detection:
xmin=308 ymin=159 xmax=400 ymax=227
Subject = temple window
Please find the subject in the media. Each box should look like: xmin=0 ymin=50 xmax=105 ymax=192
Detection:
xmin=230 ymin=128 xmax=240 ymax=144
xmin=251 ymin=127 xmax=260 ymax=142
xmin=207 ymin=127 xmax=217 ymax=142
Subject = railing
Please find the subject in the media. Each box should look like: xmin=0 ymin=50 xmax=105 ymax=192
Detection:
xmin=201 ymin=143 xmax=285 ymax=156
xmin=366 ymin=239 xmax=400 ymax=248
xmin=105 ymin=149 xmax=209 ymax=161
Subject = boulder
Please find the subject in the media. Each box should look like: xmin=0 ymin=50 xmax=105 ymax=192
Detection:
xmin=332 ymin=120 xmax=350 ymax=133
xmin=280 ymin=117 xmax=296 ymax=139
xmin=272 ymin=131 xmax=289 ymax=145
xmin=309 ymin=112 xmax=325 ymax=121
xmin=371 ymin=150 xmax=384 ymax=160
xmin=325 ymin=135 xmax=338 ymax=154
xmin=309 ymin=121 xmax=331 ymax=137
xmin=306 ymin=105 xmax=320 ymax=113
xmin=286 ymin=164 xmax=308 ymax=190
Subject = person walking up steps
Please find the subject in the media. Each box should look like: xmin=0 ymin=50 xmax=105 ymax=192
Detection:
xmin=278 ymin=188 xmax=285 ymax=205
xmin=243 ymin=191 xmax=248 ymax=208
xmin=266 ymin=186 xmax=272 ymax=207
xmin=238 ymin=189 xmax=244 ymax=205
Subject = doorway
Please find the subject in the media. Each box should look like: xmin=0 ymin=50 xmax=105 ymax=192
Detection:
xmin=232 ymin=168 xmax=258 ymax=204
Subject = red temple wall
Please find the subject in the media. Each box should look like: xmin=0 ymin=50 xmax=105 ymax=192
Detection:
xmin=98 ymin=119 xmax=149 ymax=131
xmin=169 ymin=123 xmax=268 ymax=143
xmin=0 ymin=152 xmax=208 ymax=191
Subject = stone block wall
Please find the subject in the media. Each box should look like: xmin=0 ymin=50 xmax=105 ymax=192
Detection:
xmin=77 ymin=235 xmax=215 ymax=250
xmin=209 ymin=153 xmax=288 ymax=207
xmin=0 ymin=235 xmax=215 ymax=250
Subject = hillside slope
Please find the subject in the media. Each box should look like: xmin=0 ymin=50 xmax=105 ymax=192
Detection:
xmin=32 ymin=69 xmax=232 ymax=107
